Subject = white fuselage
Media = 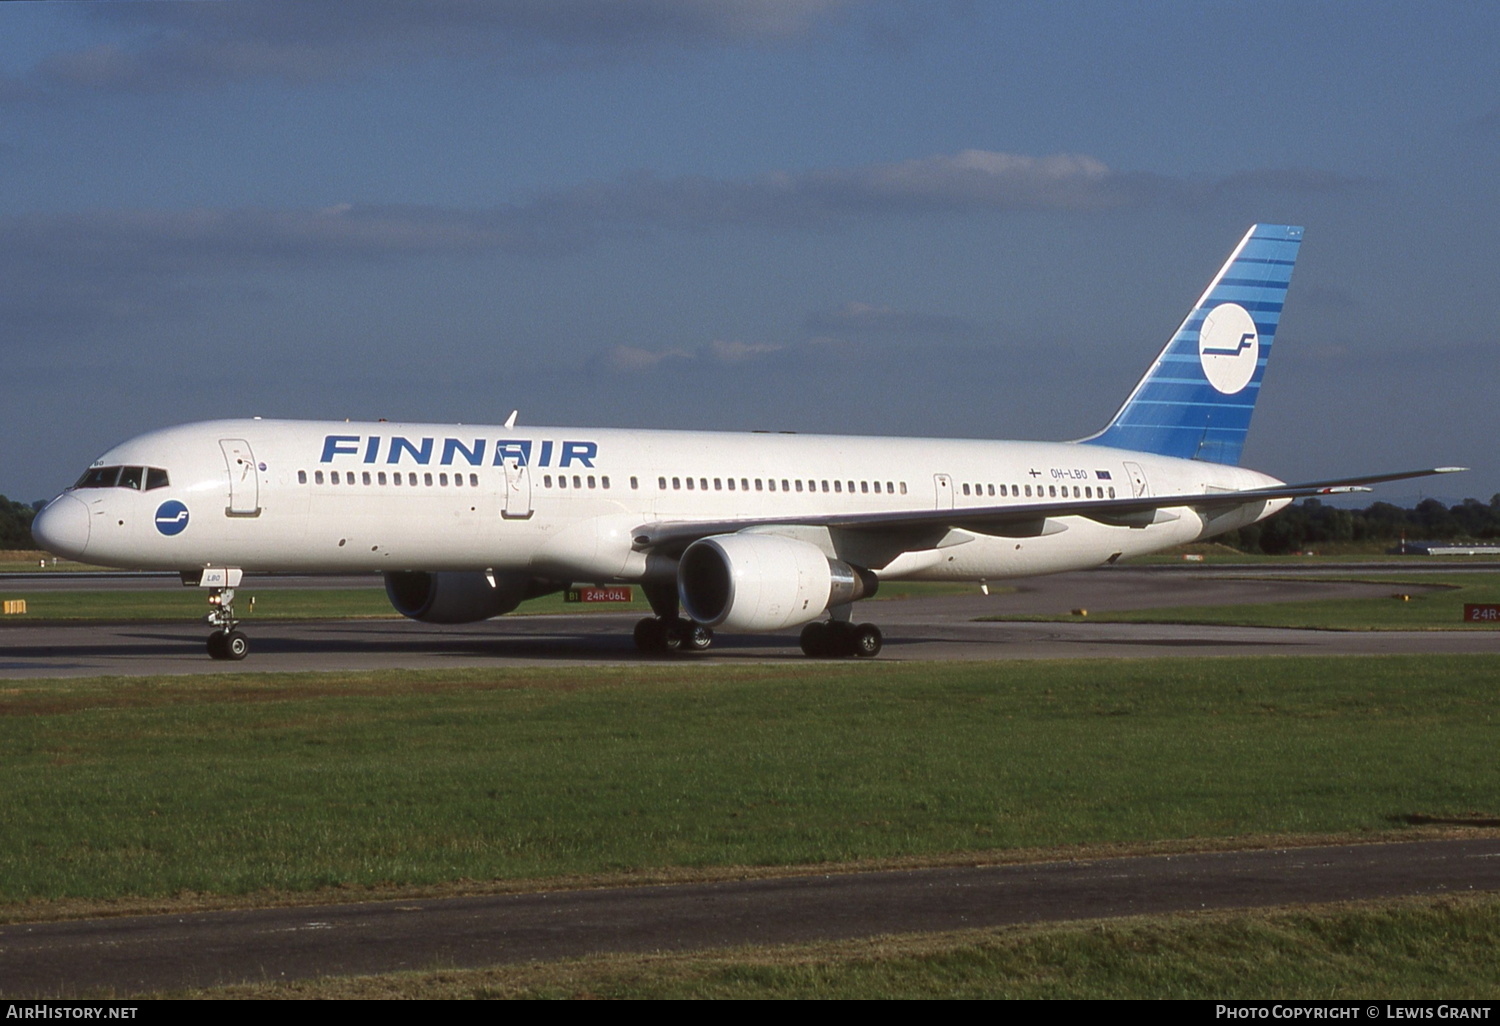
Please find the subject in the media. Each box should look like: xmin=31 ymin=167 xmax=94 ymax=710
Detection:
xmin=46 ymin=417 xmax=1286 ymax=583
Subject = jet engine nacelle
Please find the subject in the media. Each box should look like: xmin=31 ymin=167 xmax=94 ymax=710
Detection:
xmin=384 ymin=570 xmax=535 ymax=624
xmin=677 ymin=533 xmax=877 ymax=632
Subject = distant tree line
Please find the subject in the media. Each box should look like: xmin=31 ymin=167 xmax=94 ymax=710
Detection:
xmin=0 ymin=495 xmax=42 ymax=549
xmin=1222 ymin=496 xmax=1500 ymax=555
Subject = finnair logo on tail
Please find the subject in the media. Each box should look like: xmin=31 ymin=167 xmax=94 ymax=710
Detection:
xmin=1198 ymin=302 xmax=1259 ymax=394
xmin=1202 ymin=332 xmax=1255 ymax=357
xmin=155 ymin=500 xmax=190 ymax=536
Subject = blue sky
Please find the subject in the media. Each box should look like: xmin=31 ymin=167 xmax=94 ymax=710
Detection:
xmin=3 ymin=0 xmax=1498 ymax=505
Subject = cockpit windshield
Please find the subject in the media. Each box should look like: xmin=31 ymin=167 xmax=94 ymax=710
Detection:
xmin=73 ymin=466 xmax=170 ymax=491
xmin=76 ymin=467 xmax=119 ymax=488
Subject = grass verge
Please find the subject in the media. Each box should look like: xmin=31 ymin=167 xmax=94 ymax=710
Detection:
xmin=3 ymin=656 xmax=1497 ymax=918
xmin=0 ymin=580 xmax=976 ymax=621
xmin=175 ymin=893 xmax=1500 ymax=999
xmin=0 ymin=587 xmax=399 ymax=621
xmin=983 ymin=571 xmax=1500 ymax=630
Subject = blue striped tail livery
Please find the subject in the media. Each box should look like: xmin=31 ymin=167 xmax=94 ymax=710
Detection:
xmin=1081 ymin=224 xmax=1303 ymax=466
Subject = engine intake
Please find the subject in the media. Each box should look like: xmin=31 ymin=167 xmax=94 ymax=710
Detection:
xmin=678 ymin=534 xmax=877 ymax=632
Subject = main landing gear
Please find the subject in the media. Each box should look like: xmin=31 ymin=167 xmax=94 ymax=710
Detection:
xmin=634 ymin=616 xmax=713 ymax=654
xmin=205 ymin=586 xmax=249 ymax=660
xmin=799 ymin=619 xmax=882 ymax=659
xmin=633 ymin=580 xmax=714 ymax=655
xmin=633 ymin=616 xmax=882 ymax=657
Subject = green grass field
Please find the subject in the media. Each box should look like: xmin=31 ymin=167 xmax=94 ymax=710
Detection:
xmin=6 ymin=654 xmax=1498 ymax=998
xmin=0 ymin=586 xmax=400 ymax=620
xmin=984 ymin=571 xmax=1500 ymax=630
xmin=1133 ymin=553 xmax=1500 ymax=566
xmin=0 ymin=551 xmax=108 ymax=573
xmin=4 ymin=656 xmax=1496 ymax=916
xmin=0 ymin=579 xmax=975 ymax=621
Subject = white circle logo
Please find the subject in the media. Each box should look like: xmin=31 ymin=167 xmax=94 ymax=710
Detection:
xmin=1197 ymin=302 xmax=1259 ymax=395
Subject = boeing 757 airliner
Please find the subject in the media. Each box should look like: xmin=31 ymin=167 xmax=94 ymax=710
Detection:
xmin=31 ymin=225 xmax=1460 ymax=659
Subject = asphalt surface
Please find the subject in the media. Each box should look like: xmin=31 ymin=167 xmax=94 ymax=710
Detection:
xmin=4 ymin=839 xmax=1499 ymax=997
xmin=2 ymin=566 xmax=1497 ymax=677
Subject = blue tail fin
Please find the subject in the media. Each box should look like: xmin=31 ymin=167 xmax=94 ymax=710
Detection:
xmin=1080 ymin=224 xmax=1303 ymax=465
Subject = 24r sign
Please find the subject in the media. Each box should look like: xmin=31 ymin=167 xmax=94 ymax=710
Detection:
xmin=565 ymin=587 xmax=633 ymax=603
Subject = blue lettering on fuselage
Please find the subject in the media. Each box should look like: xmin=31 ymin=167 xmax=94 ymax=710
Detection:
xmin=321 ymin=435 xmax=361 ymax=462
xmin=493 ymin=440 xmax=532 ymax=466
xmin=320 ymin=435 xmax=599 ymax=467
xmin=560 ymin=441 xmax=597 ymax=468
xmin=442 ymin=438 xmax=484 ymax=466
xmin=387 ymin=437 xmax=433 ymax=464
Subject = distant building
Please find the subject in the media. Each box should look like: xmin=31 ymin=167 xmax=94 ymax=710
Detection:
xmin=1388 ymin=540 xmax=1500 ymax=556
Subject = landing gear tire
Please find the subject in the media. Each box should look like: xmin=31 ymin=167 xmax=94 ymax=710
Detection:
xmin=634 ymin=617 xmax=668 ymax=653
xmin=800 ymin=620 xmax=881 ymax=658
xmin=799 ymin=620 xmax=830 ymax=658
xmin=633 ymin=617 xmax=659 ymax=652
xmin=682 ymin=622 xmax=714 ymax=652
xmin=207 ymin=630 xmax=249 ymax=661
xmin=204 ymin=585 xmax=248 ymax=661
xmin=634 ymin=616 xmax=707 ymax=654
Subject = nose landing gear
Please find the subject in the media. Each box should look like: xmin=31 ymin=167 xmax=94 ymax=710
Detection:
xmin=206 ymin=586 xmax=249 ymax=660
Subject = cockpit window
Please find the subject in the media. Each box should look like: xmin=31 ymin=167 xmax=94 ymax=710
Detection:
xmin=73 ymin=465 xmax=170 ymax=490
xmin=76 ymin=466 xmax=121 ymax=489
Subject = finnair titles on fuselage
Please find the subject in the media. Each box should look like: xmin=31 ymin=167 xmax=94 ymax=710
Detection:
xmin=320 ymin=434 xmax=599 ymax=471
xmin=31 ymin=225 xmax=1460 ymax=660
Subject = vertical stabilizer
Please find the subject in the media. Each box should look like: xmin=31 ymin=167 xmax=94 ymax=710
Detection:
xmin=1080 ymin=224 xmax=1302 ymax=465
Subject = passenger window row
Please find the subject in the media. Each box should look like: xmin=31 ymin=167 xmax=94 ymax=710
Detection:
xmin=541 ymin=475 xmax=611 ymax=490
xmin=961 ymin=482 xmax=1118 ymax=500
xmin=290 ymin=471 xmax=1119 ymax=500
xmin=299 ymin=470 xmax=481 ymax=488
xmin=656 ymin=476 xmax=909 ymax=496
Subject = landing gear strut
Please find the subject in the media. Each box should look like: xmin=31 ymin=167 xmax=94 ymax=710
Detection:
xmin=634 ymin=616 xmax=713 ymax=654
xmin=799 ymin=619 xmax=882 ymax=659
xmin=206 ymin=587 xmax=249 ymax=660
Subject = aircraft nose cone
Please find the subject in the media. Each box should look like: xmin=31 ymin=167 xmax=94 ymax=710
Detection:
xmin=32 ymin=494 xmax=90 ymax=560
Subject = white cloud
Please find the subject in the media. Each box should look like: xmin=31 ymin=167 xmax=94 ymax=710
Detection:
xmin=835 ymin=150 xmax=1120 ymax=209
xmin=599 ymin=344 xmax=694 ymax=373
xmin=804 ymin=301 xmax=979 ymax=337
xmin=705 ymin=339 xmax=785 ymax=363
xmin=0 ymin=150 xmax=1367 ymax=335
xmin=18 ymin=0 xmax=862 ymax=95
xmin=597 ymin=338 xmax=788 ymax=374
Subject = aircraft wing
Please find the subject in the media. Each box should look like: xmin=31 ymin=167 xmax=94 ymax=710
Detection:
xmin=630 ymin=466 xmax=1465 ymax=553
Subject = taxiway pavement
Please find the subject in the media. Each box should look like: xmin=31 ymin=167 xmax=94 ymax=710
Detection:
xmin=4 ymin=838 xmax=1498 ymax=997
xmin=2 ymin=566 xmax=1495 ymax=678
